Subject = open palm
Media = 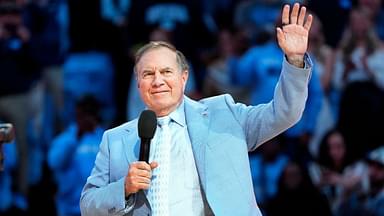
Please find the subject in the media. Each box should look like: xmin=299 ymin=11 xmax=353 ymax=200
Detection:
xmin=277 ymin=3 xmax=313 ymax=61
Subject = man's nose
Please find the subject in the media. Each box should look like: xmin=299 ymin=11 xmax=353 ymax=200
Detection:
xmin=152 ymin=72 xmax=164 ymax=87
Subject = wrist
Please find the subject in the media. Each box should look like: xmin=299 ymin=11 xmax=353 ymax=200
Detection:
xmin=286 ymin=54 xmax=305 ymax=68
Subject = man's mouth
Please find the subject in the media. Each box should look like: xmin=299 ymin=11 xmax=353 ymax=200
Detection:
xmin=152 ymin=90 xmax=169 ymax=94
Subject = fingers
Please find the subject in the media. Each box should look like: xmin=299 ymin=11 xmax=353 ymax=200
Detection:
xmin=130 ymin=161 xmax=153 ymax=177
xmin=125 ymin=175 xmax=151 ymax=194
xmin=297 ymin=6 xmax=306 ymax=26
xmin=290 ymin=3 xmax=300 ymax=25
xmin=150 ymin=161 xmax=158 ymax=170
xmin=133 ymin=161 xmax=152 ymax=171
xmin=283 ymin=3 xmax=311 ymax=27
xmin=129 ymin=175 xmax=151 ymax=185
xmin=125 ymin=161 xmax=154 ymax=194
xmin=134 ymin=168 xmax=152 ymax=179
xmin=282 ymin=4 xmax=290 ymax=25
xmin=276 ymin=27 xmax=286 ymax=49
xmin=304 ymin=14 xmax=313 ymax=31
xmin=126 ymin=177 xmax=151 ymax=192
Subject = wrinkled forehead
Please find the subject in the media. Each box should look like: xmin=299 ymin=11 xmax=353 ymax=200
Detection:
xmin=136 ymin=47 xmax=179 ymax=72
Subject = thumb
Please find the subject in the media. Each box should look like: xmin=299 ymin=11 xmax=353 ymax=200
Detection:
xmin=149 ymin=161 xmax=158 ymax=170
xmin=276 ymin=27 xmax=286 ymax=51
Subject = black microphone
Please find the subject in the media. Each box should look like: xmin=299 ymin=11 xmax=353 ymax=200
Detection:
xmin=138 ymin=110 xmax=157 ymax=162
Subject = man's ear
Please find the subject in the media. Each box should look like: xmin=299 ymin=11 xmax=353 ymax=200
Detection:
xmin=182 ymin=70 xmax=189 ymax=89
xmin=136 ymin=75 xmax=140 ymax=88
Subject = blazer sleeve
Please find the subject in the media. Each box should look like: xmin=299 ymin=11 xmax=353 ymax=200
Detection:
xmin=227 ymin=54 xmax=312 ymax=151
xmin=80 ymin=131 xmax=129 ymax=216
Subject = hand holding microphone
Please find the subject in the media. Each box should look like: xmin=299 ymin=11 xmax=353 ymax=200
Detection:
xmin=124 ymin=110 xmax=158 ymax=196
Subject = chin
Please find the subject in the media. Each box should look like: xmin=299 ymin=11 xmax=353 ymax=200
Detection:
xmin=151 ymin=101 xmax=170 ymax=109
xmin=155 ymin=102 xmax=177 ymax=113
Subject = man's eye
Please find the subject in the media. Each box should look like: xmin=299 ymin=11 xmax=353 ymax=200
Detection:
xmin=163 ymin=70 xmax=173 ymax=75
xmin=142 ymin=72 xmax=154 ymax=78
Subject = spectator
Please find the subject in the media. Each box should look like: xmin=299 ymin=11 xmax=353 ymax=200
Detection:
xmin=364 ymin=146 xmax=384 ymax=216
xmin=333 ymin=7 xmax=384 ymax=90
xmin=0 ymin=1 xmax=40 ymax=204
xmin=334 ymin=6 xmax=384 ymax=162
xmin=202 ymin=26 xmax=250 ymax=103
xmin=249 ymin=136 xmax=289 ymax=212
xmin=336 ymin=146 xmax=384 ymax=216
xmin=357 ymin=0 xmax=384 ymax=41
xmin=48 ymin=95 xmax=104 ymax=216
xmin=308 ymin=129 xmax=369 ymax=213
xmin=267 ymin=161 xmax=332 ymax=216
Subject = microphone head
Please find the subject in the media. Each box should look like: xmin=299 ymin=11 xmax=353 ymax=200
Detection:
xmin=138 ymin=110 xmax=157 ymax=139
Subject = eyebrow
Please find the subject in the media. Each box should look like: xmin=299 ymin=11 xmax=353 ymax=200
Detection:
xmin=141 ymin=67 xmax=175 ymax=72
xmin=160 ymin=67 xmax=174 ymax=71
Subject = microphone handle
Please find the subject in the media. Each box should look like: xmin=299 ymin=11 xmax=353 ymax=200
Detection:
xmin=139 ymin=138 xmax=150 ymax=163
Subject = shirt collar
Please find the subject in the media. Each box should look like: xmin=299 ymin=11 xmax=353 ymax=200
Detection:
xmin=167 ymin=99 xmax=186 ymax=127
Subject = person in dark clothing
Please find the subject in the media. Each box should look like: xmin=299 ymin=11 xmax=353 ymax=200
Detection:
xmin=0 ymin=1 xmax=40 ymax=203
xmin=267 ymin=161 xmax=333 ymax=216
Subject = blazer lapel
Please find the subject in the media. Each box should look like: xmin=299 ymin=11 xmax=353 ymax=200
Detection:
xmin=184 ymin=96 xmax=210 ymax=190
xmin=122 ymin=122 xmax=141 ymax=164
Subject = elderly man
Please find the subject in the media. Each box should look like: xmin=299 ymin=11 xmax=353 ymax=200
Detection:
xmin=80 ymin=3 xmax=313 ymax=216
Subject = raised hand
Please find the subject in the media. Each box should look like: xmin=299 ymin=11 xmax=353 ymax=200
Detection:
xmin=276 ymin=3 xmax=313 ymax=68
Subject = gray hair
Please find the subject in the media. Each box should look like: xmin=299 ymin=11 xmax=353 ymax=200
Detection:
xmin=134 ymin=41 xmax=189 ymax=76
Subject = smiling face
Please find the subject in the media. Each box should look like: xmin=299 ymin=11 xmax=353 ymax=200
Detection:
xmin=136 ymin=47 xmax=188 ymax=117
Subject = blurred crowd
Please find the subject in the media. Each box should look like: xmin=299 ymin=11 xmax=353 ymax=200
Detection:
xmin=0 ymin=0 xmax=384 ymax=215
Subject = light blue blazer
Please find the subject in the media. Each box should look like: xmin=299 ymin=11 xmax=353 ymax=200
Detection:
xmin=80 ymin=57 xmax=312 ymax=216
